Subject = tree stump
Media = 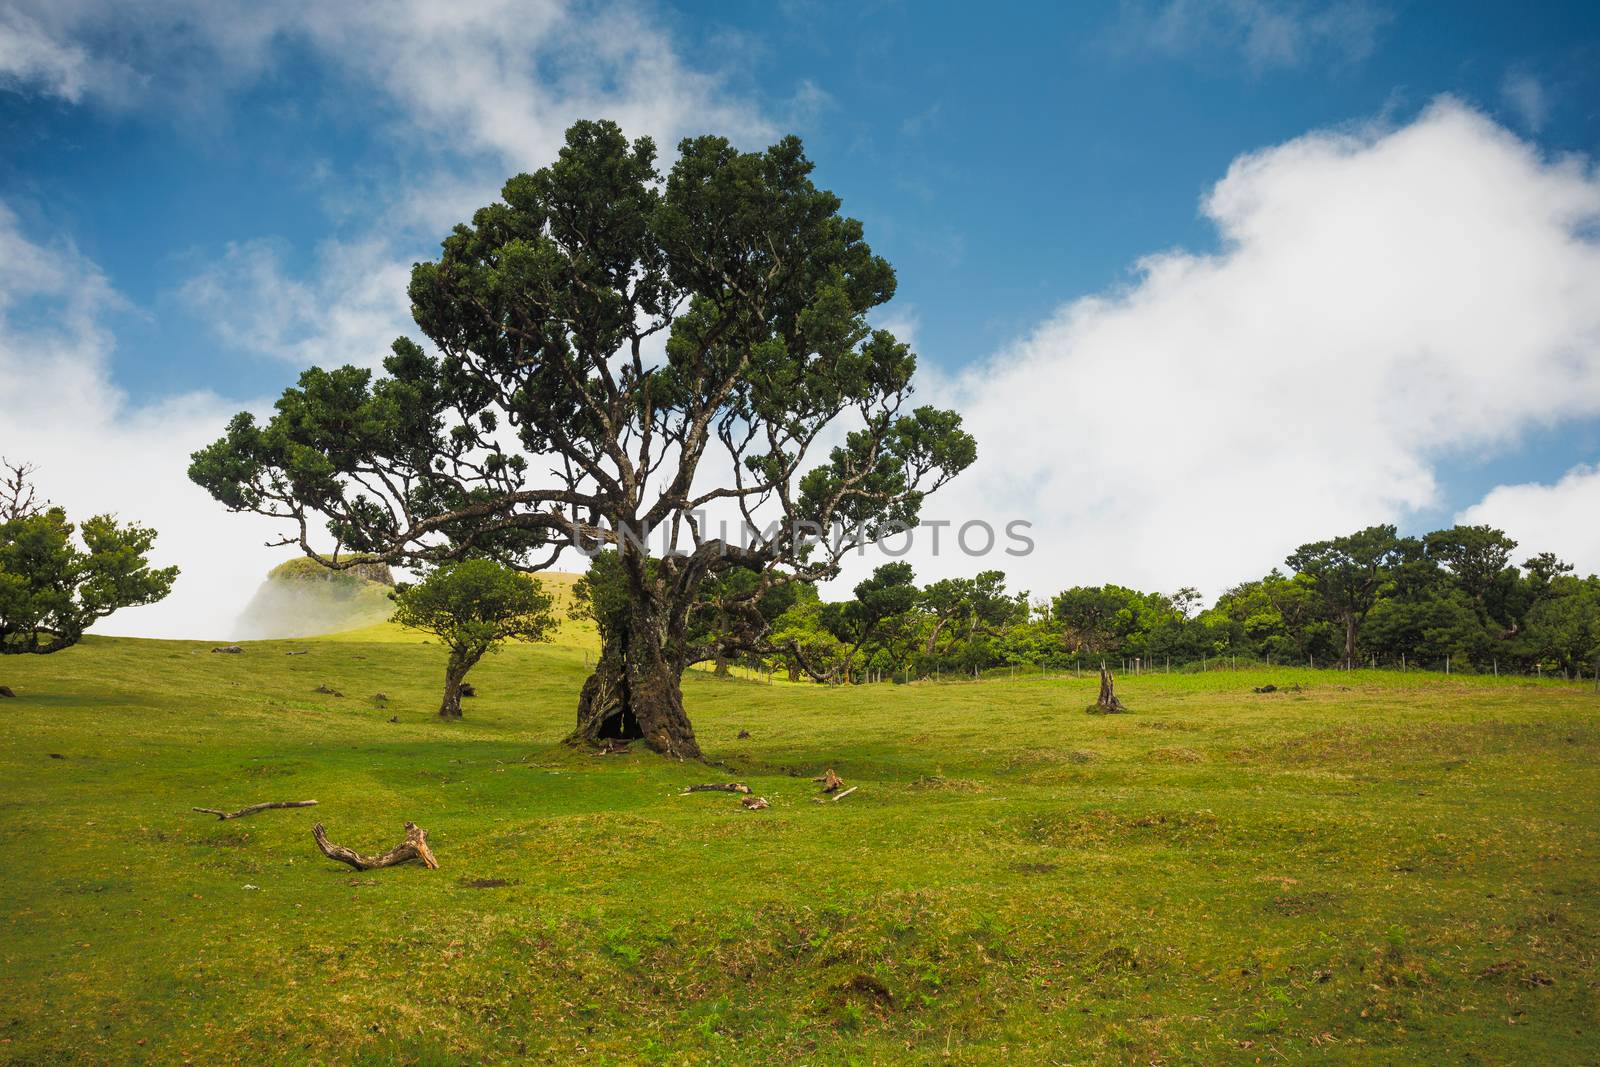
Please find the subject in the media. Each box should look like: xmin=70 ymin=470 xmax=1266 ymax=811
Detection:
xmin=1091 ymin=663 xmax=1127 ymax=714
xmin=311 ymin=821 xmax=438 ymax=870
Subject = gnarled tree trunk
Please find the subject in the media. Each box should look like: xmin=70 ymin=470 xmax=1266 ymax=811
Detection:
xmin=438 ymin=648 xmax=481 ymax=719
xmin=569 ymin=599 xmax=701 ymax=759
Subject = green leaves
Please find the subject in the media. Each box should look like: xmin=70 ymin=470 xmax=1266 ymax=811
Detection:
xmin=390 ymin=559 xmax=556 ymax=659
xmin=0 ymin=507 xmax=177 ymax=654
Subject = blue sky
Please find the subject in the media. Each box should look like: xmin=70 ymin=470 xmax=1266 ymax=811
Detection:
xmin=3 ymin=1 xmax=1600 ymax=636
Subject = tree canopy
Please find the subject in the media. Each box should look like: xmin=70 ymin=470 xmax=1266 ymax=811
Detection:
xmin=0 ymin=460 xmax=177 ymax=656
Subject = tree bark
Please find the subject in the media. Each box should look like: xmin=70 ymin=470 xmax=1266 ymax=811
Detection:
xmin=569 ymin=599 xmax=702 ymax=759
xmin=312 ymin=821 xmax=438 ymax=870
xmin=628 ymin=645 xmax=701 ymax=759
xmin=1092 ymin=662 xmax=1127 ymax=713
xmin=438 ymin=648 xmax=481 ymax=719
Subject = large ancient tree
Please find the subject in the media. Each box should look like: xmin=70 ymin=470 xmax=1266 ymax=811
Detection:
xmin=190 ymin=120 xmax=975 ymax=759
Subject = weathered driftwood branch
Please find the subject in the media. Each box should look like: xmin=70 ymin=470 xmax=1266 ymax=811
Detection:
xmin=191 ymin=800 xmax=318 ymax=820
xmin=682 ymin=782 xmax=751 ymax=794
xmin=311 ymin=821 xmax=438 ymax=871
xmin=831 ymin=785 xmax=858 ymax=802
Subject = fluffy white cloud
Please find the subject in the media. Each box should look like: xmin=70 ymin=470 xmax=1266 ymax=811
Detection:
xmin=1457 ymin=462 xmax=1600 ymax=577
xmin=0 ymin=0 xmax=768 ymax=163
xmin=894 ymin=99 xmax=1600 ymax=601
xmin=0 ymin=204 xmax=285 ymax=639
xmin=4 ymin=0 xmax=773 ymax=366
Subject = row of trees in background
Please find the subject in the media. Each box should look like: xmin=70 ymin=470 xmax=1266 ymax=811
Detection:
xmin=717 ymin=524 xmax=1599 ymax=682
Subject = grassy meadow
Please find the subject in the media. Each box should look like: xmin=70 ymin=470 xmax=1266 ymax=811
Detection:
xmin=2 ymin=611 xmax=1598 ymax=1064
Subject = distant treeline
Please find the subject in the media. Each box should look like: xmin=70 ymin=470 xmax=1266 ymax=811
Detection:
xmin=749 ymin=524 xmax=1600 ymax=681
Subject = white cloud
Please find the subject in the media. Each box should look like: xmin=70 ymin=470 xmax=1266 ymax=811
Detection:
xmin=1500 ymin=69 xmax=1549 ymax=132
xmin=891 ymin=99 xmax=1600 ymax=601
xmin=179 ymin=237 xmax=414 ymax=368
xmin=0 ymin=1 xmax=768 ymax=160
xmin=1457 ymin=461 xmax=1600 ymax=577
xmin=0 ymin=7 xmax=99 ymax=101
xmin=1119 ymin=0 xmax=1392 ymax=72
xmin=0 ymin=204 xmax=285 ymax=639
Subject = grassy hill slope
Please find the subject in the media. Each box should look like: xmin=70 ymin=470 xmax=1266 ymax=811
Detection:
xmin=1 ymin=629 xmax=1596 ymax=1064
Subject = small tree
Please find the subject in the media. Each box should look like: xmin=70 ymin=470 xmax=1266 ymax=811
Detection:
xmin=0 ymin=462 xmax=177 ymax=655
xmin=390 ymin=560 xmax=556 ymax=718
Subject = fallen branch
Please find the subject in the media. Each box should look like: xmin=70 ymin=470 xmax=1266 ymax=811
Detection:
xmin=741 ymin=796 xmax=769 ymax=810
xmin=191 ymin=800 xmax=318 ymax=820
xmin=681 ymin=782 xmax=751 ymax=795
xmin=311 ymin=821 xmax=438 ymax=871
xmin=831 ymin=785 xmax=858 ymax=802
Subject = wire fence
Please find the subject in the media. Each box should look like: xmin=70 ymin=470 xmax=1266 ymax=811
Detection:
xmin=675 ymin=654 xmax=1600 ymax=691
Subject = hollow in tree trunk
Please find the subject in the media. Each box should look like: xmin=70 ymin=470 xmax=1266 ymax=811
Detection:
xmin=568 ymin=601 xmax=701 ymax=759
xmin=438 ymin=648 xmax=482 ymax=719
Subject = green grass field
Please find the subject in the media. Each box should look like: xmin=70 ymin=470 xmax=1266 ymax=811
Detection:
xmin=2 ymin=618 xmax=1597 ymax=1064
